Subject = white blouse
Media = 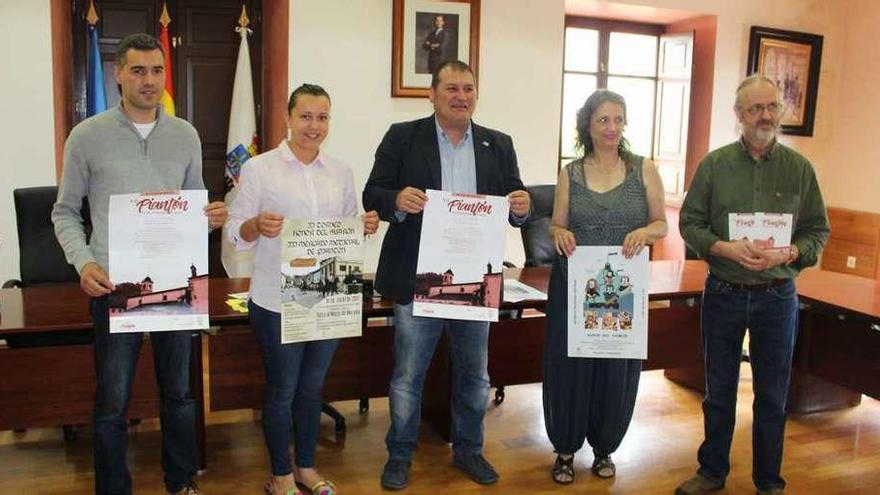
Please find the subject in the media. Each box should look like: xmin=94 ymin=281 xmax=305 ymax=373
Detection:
xmin=227 ymin=140 xmax=358 ymax=312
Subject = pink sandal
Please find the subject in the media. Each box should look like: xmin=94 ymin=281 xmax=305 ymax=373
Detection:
xmin=297 ymin=479 xmax=337 ymax=495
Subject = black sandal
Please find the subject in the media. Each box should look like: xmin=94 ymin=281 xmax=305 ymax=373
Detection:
xmin=552 ymin=455 xmax=575 ymax=484
xmin=591 ymin=455 xmax=616 ymax=478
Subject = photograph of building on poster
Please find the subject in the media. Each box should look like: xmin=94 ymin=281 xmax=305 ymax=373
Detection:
xmin=583 ymin=261 xmax=634 ymax=332
xmin=413 ymin=262 xmax=502 ymax=308
xmin=108 ymin=264 xmax=208 ymax=316
xmin=281 ymin=256 xmax=364 ymax=309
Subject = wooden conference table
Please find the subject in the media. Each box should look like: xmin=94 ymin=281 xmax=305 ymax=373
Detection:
xmin=2 ymin=261 xmax=879 ymax=464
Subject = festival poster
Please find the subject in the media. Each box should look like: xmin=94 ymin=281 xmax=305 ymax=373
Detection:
xmin=567 ymin=247 xmax=649 ymax=359
xmin=728 ymin=212 xmax=793 ymax=252
xmin=108 ymin=190 xmax=209 ymax=333
xmin=413 ymin=190 xmax=509 ymax=322
xmin=280 ymin=218 xmax=364 ymax=344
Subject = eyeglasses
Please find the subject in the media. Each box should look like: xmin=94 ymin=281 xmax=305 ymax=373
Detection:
xmin=595 ymin=115 xmax=626 ymax=127
xmin=744 ymin=102 xmax=782 ymax=116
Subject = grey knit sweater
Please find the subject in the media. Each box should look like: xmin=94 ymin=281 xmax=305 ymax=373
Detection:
xmin=52 ymin=103 xmax=204 ymax=274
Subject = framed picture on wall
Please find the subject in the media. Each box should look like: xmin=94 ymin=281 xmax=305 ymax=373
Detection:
xmin=747 ymin=26 xmax=824 ymax=136
xmin=392 ymin=0 xmax=481 ymax=97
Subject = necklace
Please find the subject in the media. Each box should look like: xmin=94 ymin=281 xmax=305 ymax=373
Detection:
xmin=587 ymin=155 xmax=622 ymax=174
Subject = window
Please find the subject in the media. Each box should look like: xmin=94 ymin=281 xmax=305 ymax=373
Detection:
xmin=559 ymin=18 xmax=663 ymax=170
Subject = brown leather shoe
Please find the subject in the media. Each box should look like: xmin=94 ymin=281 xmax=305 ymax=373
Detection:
xmin=675 ymin=474 xmax=724 ymax=495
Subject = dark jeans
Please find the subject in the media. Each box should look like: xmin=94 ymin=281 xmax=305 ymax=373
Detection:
xmin=249 ymin=301 xmax=339 ymax=475
xmin=696 ymin=275 xmax=798 ymax=491
xmin=91 ymin=297 xmax=197 ymax=495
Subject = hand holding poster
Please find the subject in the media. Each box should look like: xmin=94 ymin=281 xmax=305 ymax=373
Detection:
xmin=280 ymin=217 xmax=364 ymax=344
xmin=413 ymin=190 xmax=509 ymax=322
xmin=108 ymin=190 xmax=209 ymax=333
xmin=567 ymin=247 xmax=648 ymax=359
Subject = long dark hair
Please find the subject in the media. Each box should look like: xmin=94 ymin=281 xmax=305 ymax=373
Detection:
xmin=574 ymin=89 xmax=636 ymax=165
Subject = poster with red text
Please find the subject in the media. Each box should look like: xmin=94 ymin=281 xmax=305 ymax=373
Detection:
xmin=108 ymin=190 xmax=209 ymax=333
xmin=413 ymin=190 xmax=509 ymax=322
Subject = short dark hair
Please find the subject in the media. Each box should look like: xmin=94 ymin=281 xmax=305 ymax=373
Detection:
xmin=287 ymin=83 xmax=331 ymax=113
xmin=430 ymin=60 xmax=474 ymax=89
xmin=115 ymin=33 xmax=164 ymax=66
xmin=574 ymin=89 xmax=632 ymax=157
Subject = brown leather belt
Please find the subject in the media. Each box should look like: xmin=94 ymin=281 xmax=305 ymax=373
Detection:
xmin=710 ymin=274 xmax=790 ymax=292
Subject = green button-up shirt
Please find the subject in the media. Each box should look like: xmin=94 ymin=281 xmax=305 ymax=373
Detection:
xmin=679 ymin=139 xmax=830 ymax=284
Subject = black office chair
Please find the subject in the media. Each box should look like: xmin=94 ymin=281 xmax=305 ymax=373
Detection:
xmin=521 ymin=184 xmax=557 ymax=268
xmin=3 ymin=186 xmax=92 ymax=441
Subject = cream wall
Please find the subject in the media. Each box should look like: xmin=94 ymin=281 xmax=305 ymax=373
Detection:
xmin=0 ymin=2 xmax=57 ymax=284
xmin=288 ymin=0 xmax=565 ymax=269
xmin=2 ymin=1 xmax=878 ymax=283
xmin=601 ymin=0 xmax=874 ymax=212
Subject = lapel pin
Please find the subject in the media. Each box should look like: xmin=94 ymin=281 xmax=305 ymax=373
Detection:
xmin=481 ymin=141 xmax=490 ymax=147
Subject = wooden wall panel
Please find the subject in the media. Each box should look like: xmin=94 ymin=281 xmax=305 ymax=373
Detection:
xmin=821 ymin=207 xmax=880 ymax=279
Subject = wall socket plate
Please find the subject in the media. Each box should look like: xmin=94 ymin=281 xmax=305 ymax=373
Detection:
xmin=846 ymin=256 xmax=857 ymax=269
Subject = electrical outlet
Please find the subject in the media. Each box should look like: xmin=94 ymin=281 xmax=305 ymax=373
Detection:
xmin=846 ymin=256 xmax=857 ymax=269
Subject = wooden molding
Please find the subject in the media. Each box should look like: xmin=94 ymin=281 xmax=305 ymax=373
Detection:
xmin=50 ymin=0 xmax=73 ymax=182
xmin=262 ymin=0 xmax=288 ymax=149
xmin=821 ymin=207 xmax=880 ymax=279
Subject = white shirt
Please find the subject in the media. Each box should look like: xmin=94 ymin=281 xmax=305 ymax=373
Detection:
xmin=227 ymin=140 xmax=358 ymax=312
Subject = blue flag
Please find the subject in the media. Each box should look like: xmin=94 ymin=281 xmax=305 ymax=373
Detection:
xmin=87 ymin=25 xmax=107 ymax=116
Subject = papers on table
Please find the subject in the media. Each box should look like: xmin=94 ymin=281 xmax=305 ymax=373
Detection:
xmin=413 ymin=190 xmax=509 ymax=322
xmin=503 ymin=279 xmax=547 ymax=302
xmin=567 ymin=246 xmax=648 ymax=359
xmin=108 ymin=190 xmax=209 ymax=333
xmin=279 ymin=217 xmax=364 ymax=344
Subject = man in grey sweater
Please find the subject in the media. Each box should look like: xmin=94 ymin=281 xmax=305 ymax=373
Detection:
xmin=52 ymin=33 xmax=226 ymax=495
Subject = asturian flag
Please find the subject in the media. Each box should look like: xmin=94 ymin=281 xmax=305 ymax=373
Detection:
xmin=221 ymin=6 xmax=259 ymax=278
xmin=86 ymin=1 xmax=106 ymax=117
xmin=158 ymin=2 xmax=176 ymax=116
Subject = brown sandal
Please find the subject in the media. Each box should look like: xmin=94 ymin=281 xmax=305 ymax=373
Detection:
xmin=552 ymin=455 xmax=575 ymax=484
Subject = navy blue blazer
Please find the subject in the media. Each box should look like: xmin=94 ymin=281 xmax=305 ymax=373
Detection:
xmin=363 ymin=115 xmax=526 ymax=304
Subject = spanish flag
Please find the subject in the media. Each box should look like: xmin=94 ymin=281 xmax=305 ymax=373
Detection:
xmin=159 ymin=2 xmax=175 ymax=116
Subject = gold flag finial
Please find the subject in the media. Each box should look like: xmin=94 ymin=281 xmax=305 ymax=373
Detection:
xmin=159 ymin=2 xmax=171 ymax=28
xmin=237 ymin=5 xmax=250 ymax=29
xmin=86 ymin=0 xmax=99 ymax=26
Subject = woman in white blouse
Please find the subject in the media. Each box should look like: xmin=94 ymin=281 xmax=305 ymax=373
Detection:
xmin=227 ymin=84 xmax=379 ymax=495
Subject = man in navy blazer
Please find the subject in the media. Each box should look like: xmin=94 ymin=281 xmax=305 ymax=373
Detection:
xmin=364 ymin=60 xmax=530 ymax=490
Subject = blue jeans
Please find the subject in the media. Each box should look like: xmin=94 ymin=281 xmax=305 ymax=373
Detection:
xmin=91 ymin=297 xmax=197 ymax=495
xmin=385 ymin=302 xmax=490 ymax=461
xmin=696 ymin=275 xmax=798 ymax=491
xmin=249 ymin=301 xmax=339 ymax=475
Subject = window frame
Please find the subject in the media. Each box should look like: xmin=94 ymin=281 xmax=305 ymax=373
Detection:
xmin=559 ymin=17 xmax=664 ymax=167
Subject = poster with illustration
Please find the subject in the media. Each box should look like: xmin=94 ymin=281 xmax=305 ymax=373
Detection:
xmin=279 ymin=217 xmax=363 ymax=344
xmin=567 ymin=247 xmax=648 ymax=359
xmin=728 ymin=212 xmax=793 ymax=252
xmin=413 ymin=190 xmax=509 ymax=322
xmin=108 ymin=190 xmax=209 ymax=333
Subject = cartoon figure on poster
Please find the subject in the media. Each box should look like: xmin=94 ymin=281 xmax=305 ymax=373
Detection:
xmin=567 ymin=245 xmax=648 ymax=359
xmin=582 ymin=260 xmax=635 ymax=332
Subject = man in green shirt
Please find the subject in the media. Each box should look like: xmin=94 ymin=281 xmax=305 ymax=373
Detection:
xmin=676 ymin=75 xmax=829 ymax=495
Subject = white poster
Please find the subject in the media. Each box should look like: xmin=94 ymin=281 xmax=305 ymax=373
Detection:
xmin=108 ymin=190 xmax=209 ymax=333
xmin=728 ymin=212 xmax=793 ymax=252
xmin=280 ymin=218 xmax=364 ymax=344
xmin=413 ymin=190 xmax=509 ymax=322
xmin=567 ymin=247 xmax=649 ymax=359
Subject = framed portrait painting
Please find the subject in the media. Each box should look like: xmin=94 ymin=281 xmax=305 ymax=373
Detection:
xmin=392 ymin=0 xmax=481 ymax=97
xmin=747 ymin=26 xmax=824 ymax=136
